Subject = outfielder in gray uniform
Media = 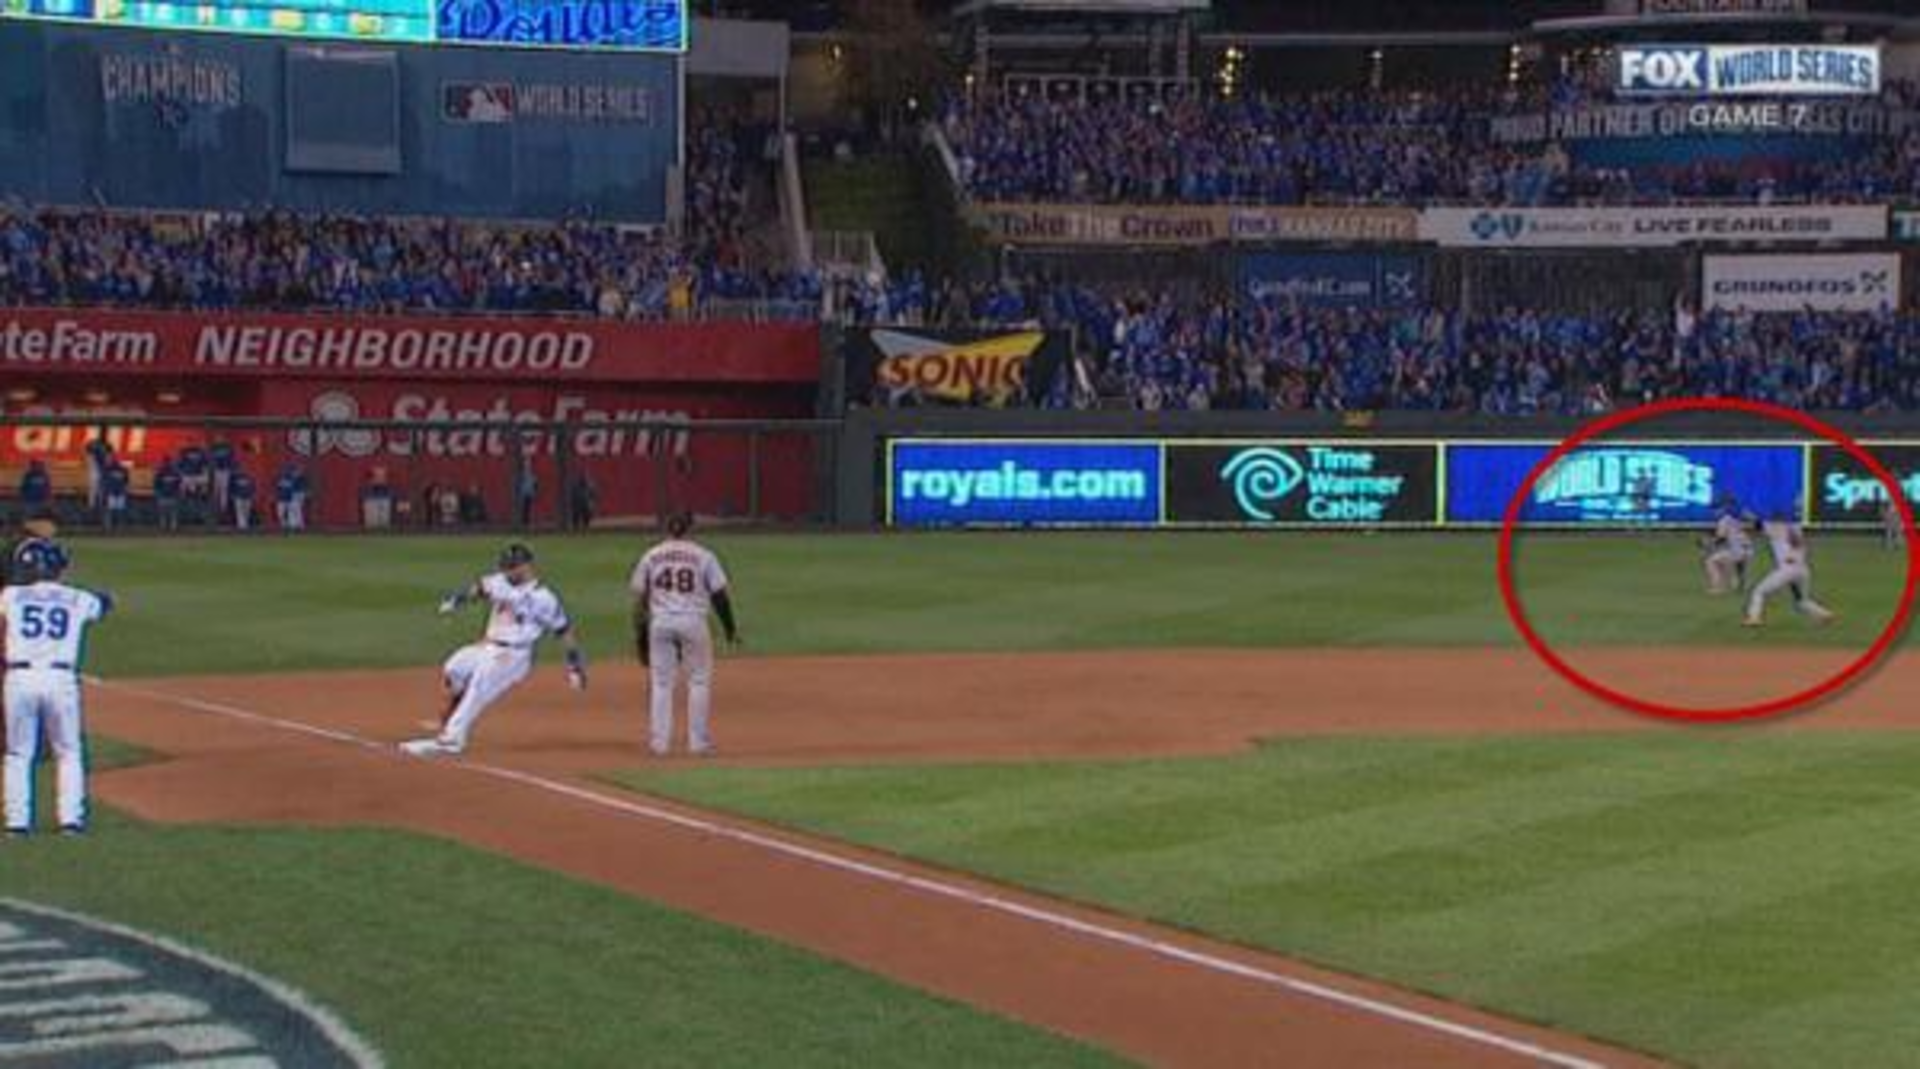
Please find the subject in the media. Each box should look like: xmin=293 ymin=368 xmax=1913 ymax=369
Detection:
xmin=631 ymin=513 xmax=740 ymax=757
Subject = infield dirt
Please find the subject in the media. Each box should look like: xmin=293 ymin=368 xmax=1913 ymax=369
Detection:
xmin=82 ymin=647 xmax=1908 ymax=1067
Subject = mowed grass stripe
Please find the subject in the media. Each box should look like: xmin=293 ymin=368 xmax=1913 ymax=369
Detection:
xmin=629 ymin=733 xmax=1920 ymax=1069
xmin=70 ymin=531 xmax=1913 ymax=678
xmin=2 ymin=815 xmax=1119 ymax=1068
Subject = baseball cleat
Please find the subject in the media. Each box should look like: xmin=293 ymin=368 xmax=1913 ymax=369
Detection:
xmin=58 ymin=825 xmax=85 ymax=837
xmin=1742 ymin=616 xmax=1765 ymax=628
xmin=4 ymin=828 xmax=27 ymax=839
xmin=400 ymin=737 xmax=462 ymax=758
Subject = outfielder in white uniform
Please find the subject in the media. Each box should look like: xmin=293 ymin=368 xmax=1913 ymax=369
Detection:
xmin=402 ymin=543 xmax=585 ymax=757
xmin=631 ymin=514 xmax=740 ymax=757
xmin=1744 ymin=517 xmax=1836 ymax=627
xmin=1 ymin=542 xmax=111 ymax=836
xmin=1703 ymin=507 xmax=1755 ymax=595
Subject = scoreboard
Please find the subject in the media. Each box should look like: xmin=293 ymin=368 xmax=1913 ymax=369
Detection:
xmin=0 ymin=0 xmax=688 ymax=51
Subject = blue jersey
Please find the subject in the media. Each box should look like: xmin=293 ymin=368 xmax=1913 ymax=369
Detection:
xmin=2 ymin=582 xmax=109 ymax=670
xmin=231 ymin=472 xmax=256 ymax=500
xmin=210 ymin=442 xmax=236 ymax=471
xmin=19 ymin=469 xmax=51 ymax=504
xmin=177 ymin=448 xmax=208 ymax=476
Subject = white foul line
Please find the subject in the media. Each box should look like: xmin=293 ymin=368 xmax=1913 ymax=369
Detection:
xmin=96 ymin=678 xmax=1610 ymax=1069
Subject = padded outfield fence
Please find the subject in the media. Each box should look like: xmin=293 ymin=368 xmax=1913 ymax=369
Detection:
xmin=0 ymin=415 xmax=841 ymax=533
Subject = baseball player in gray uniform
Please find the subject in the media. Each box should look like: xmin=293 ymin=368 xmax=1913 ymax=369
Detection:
xmin=1744 ymin=515 xmax=1836 ymax=628
xmin=631 ymin=514 xmax=739 ymax=757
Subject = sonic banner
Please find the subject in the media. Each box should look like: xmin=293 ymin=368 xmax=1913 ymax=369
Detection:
xmin=1701 ymin=253 xmax=1901 ymax=312
xmin=1418 ymin=205 xmax=1886 ymax=248
xmin=1165 ymin=442 xmax=1438 ymax=526
xmin=860 ymin=328 xmax=1068 ymax=406
xmin=1445 ymin=443 xmax=1806 ymax=526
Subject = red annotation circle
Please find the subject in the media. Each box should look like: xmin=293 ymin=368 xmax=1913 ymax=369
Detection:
xmin=1496 ymin=398 xmax=1919 ymax=723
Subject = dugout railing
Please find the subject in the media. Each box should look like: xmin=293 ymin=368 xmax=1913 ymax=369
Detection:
xmin=0 ymin=415 xmax=842 ymax=534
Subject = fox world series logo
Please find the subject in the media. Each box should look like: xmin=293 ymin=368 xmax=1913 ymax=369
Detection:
xmin=1617 ymin=44 xmax=1880 ymax=97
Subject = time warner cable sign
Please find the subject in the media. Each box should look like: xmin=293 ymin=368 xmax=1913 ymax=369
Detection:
xmin=1167 ymin=443 xmax=1437 ymax=526
xmin=1617 ymin=45 xmax=1880 ymax=97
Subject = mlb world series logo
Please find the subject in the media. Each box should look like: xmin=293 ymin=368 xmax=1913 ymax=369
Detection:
xmin=1535 ymin=449 xmax=1714 ymax=519
xmin=1617 ymin=45 xmax=1880 ymax=97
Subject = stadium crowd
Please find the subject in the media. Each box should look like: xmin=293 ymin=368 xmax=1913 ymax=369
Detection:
xmin=0 ymin=112 xmax=817 ymax=318
xmin=941 ymin=82 xmax=1920 ymax=206
xmin=853 ymin=275 xmax=1920 ymax=416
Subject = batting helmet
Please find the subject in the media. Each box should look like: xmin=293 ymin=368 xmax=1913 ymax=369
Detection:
xmin=498 ymin=542 xmax=536 ymax=569
xmin=13 ymin=539 xmax=70 ymax=583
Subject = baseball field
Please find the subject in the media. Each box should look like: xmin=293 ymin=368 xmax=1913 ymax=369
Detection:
xmin=5 ymin=529 xmax=1918 ymax=1068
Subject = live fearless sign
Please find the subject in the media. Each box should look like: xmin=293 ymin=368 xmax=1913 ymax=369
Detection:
xmin=1418 ymin=205 xmax=1887 ymax=248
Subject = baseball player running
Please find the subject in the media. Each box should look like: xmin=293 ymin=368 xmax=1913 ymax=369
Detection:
xmin=401 ymin=543 xmax=585 ymax=757
xmin=1744 ymin=514 xmax=1836 ymax=628
xmin=1 ymin=542 xmax=112 ymax=836
xmin=1702 ymin=501 xmax=1755 ymax=595
xmin=631 ymin=514 xmax=739 ymax=757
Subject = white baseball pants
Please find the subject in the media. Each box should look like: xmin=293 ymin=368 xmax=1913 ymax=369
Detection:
xmin=1746 ymin=562 xmax=1829 ymax=620
xmin=1704 ymin=548 xmax=1750 ymax=592
xmin=649 ymin=615 xmax=714 ymax=754
xmin=5 ymin=670 xmax=86 ymax=831
xmin=438 ymin=643 xmax=534 ymax=751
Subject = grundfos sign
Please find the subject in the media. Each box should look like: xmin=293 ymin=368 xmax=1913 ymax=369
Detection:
xmin=0 ymin=307 xmax=820 ymax=385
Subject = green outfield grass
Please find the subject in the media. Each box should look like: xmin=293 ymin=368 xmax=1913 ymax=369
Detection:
xmin=0 ymin=742 xmax=1113 ymax=1068
xmin=69 ymin=530 xmax=1911 ymax=678
xmin=47 ymin=531 xmax=1920 ymax=1067
xmin=624 ymin=732 xmax=1920 ymax=1069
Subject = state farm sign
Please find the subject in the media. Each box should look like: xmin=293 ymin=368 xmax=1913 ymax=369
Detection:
xmin=0 ymin=307 xmax=820 ymax=386
xmin=288 ymin=388 xmax=691 ymax=459
xmin=0 ymin=317 xmax=160 ymax=367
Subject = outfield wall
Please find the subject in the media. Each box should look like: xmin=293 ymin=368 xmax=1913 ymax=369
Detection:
xmin=0 ymin=306 xmax=826 ymax=526
xmin=842 ymin=410 xmax=1920 ymax=531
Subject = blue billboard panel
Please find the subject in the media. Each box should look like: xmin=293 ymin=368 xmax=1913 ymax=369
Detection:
xmin=0 ymin=0 xmax=686 ymax=50
xmin=889 ymin=440 xmax=1161 ymax=528
xmin=1447 ymin=443 xmax=1806 ymax=525
xmin=436 ymin=0 xmax=687 ymax=51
